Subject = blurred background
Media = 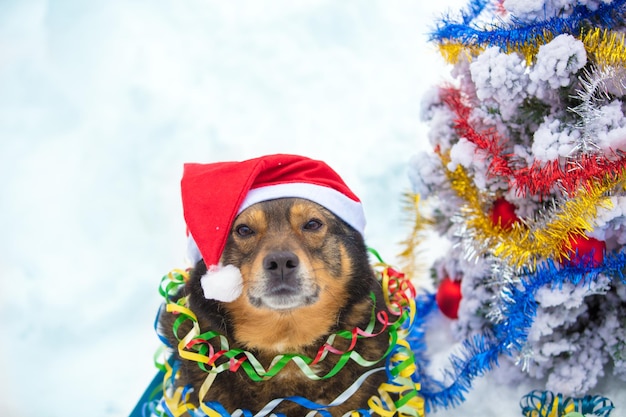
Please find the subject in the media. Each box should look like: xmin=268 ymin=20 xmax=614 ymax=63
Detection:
xmin=0 ymin=1 xmax=465 ymax=415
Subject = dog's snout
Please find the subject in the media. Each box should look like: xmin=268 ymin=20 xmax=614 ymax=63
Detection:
xmin=263 ymin=251 xmax=300 ymax=276
xmin=254 ymin=249 xmax=317 ymax=308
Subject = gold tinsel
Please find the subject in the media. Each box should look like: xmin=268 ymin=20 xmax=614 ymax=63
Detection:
xmin=435 ymin=34 xmax=552 ymax=65
xmin=436 ymin=28 xmax=625 ymax=69
xmin=397 ymin=193 xmax=432 ymax=282
xmin=582 ymin=28 xmax=626 ymax=69
xmin=437 ymin=152 xmax=621 ymax=271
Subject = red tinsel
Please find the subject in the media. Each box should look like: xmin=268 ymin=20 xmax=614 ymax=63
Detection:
xmin=439 ymin=86 xmax=626 ymax=198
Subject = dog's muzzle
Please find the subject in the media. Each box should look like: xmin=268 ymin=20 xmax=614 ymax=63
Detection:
xmin=263 ymin=251 xmax=301 ymax=294
xmin=248 ymin=250 xmax=320 ymax=310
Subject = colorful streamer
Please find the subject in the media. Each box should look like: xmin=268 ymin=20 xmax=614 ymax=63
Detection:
xmin=142 ymin=252 xmax=424 ymax=417
xmin=520 ymin=390 xmax=615 ymax=417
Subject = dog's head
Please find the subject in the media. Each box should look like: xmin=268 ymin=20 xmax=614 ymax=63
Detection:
xmin=221 ymin=197 xmax=360 ymax=311
xmin=186 ymin=196 xmax=376 ymax=352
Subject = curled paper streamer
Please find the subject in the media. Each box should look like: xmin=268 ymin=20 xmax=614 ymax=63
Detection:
xmin=145 ymin=252 xmax=424 ymax=417
xmin=520 ymin=390 xmax=615 ymax=417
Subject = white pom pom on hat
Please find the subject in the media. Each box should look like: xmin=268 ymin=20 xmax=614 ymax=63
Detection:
xmin=199 ymin=265 xmax=243 ymax=303
xmin=180 ymin=154 xmax=366 ymax=302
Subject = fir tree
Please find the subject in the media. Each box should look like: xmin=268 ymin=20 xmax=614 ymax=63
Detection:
xmin=410 ymin=0 xmax=626 ymax=405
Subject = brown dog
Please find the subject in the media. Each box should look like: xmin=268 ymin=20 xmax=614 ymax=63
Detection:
xmin=159 ymin=197 xmax=390 ymax=415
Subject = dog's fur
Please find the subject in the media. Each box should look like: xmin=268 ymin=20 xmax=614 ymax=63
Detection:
xmin=159 ymin=198 xmax=390 ymax=416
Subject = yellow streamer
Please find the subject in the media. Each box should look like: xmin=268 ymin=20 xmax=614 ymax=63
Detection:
xmin=161 ymin=353 xmax=195 ymax=417
xmin=198 ymin=373 xmax=220 ymax=417
xmin=166 ymin=302 xmax=198 ymax=322
xmin=368 ymin=393 xmax=396 ymax=417
xmin=531 ymin=396 xmax=576 ymax=417
xmin=158 ymin=264 xmax=425 ymax=416
xmin=368 ymin=378 xmax=423 ymax=417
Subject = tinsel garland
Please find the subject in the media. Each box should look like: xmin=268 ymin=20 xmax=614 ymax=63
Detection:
xmin=439 ymin=86 xmax=626 ymax=199
xmin=405 ymin=0 xmax=626 ymax=414
xmin=404 ymin=250 xmax=626 ymax=412
xmin=582 ymin=29 xmax=626 ymax=70
xmin=398 ymin=193 xmax=432 ymax=284
xmin=569 ymin=71 xmax=626 ymax=170
xmin=430 ymin=0 xmax=626 ymax=53
xmin=438 ymin=28 xmax=626 ymax=67
xmin=455 ymin=0 xmax=490 ymax=25
xmin=437 ymin=150 xmax=621 ymax=270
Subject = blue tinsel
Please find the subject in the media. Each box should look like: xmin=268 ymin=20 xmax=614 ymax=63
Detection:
xmin=429 ymin=0 xmax=626 ymax=48
xmin=409 ymin=249 xmax=626 ymax=413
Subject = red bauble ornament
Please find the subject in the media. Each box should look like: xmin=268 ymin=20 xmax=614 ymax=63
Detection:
xmin=560 ymin=233 xmax=606 ymax=267
xmin=436 ymin=277 xmax=462 ymax=319
xmin=490 ymin=198 xmax=519 ymax=230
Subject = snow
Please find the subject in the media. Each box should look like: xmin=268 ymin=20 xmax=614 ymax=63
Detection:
xmin=528 ymin=34 xmax=587 ymax=96
xmin=1 ymin=1 xmax=625 ymax=417
xmin=531 ymin=117 xmax=581 ymax=162
xmin=469 ymin=46 xmax=527 ymax=121
xmin=447 ymin=138 xmax=478 ymax=171
xmin=503 ymin=0 xmax=575 ymax=20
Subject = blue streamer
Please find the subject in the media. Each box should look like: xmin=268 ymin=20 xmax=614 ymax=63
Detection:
xmin=408 ymin=249 xmax=626 ymax=412
xmin=201 ymin=401 xmax=230 ymax=416
xmin=429 ymin=0 xmax=626 ymax=48
xmin=520 ymin=390 xmax=615 ymax=417
xmin=136 ymin=360 xmax=387 ymax=416
xmin=173 ymin=383 xmax=364 ymax=416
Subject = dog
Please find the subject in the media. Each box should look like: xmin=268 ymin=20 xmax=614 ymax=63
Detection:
xmin=159 ymin=197 xmax=391 ymax=416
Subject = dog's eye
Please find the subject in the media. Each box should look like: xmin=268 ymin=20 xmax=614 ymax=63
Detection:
xmin=303 ymin=219 xmax=323 ymax=231
xmin=235 ymin=224 xmax=255 ymax=237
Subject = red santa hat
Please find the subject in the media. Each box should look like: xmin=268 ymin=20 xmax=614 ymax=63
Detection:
xmin=181 ymin=154 xmax=366 ymax=302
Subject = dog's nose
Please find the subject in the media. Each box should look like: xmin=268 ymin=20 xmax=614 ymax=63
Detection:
xmin=263 ymin=251 xmax=300 ymax=281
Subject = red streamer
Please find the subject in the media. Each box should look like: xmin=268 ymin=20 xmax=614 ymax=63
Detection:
xmin=174 ymin=266 xmax=413 ymax=375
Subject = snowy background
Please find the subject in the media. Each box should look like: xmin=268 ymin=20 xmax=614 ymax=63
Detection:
xmin=2 ymin=1 xmax=622 ymax=417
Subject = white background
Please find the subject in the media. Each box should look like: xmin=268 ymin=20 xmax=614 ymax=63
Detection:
xmin=2 ymin=1 xmax=623 ymax=416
